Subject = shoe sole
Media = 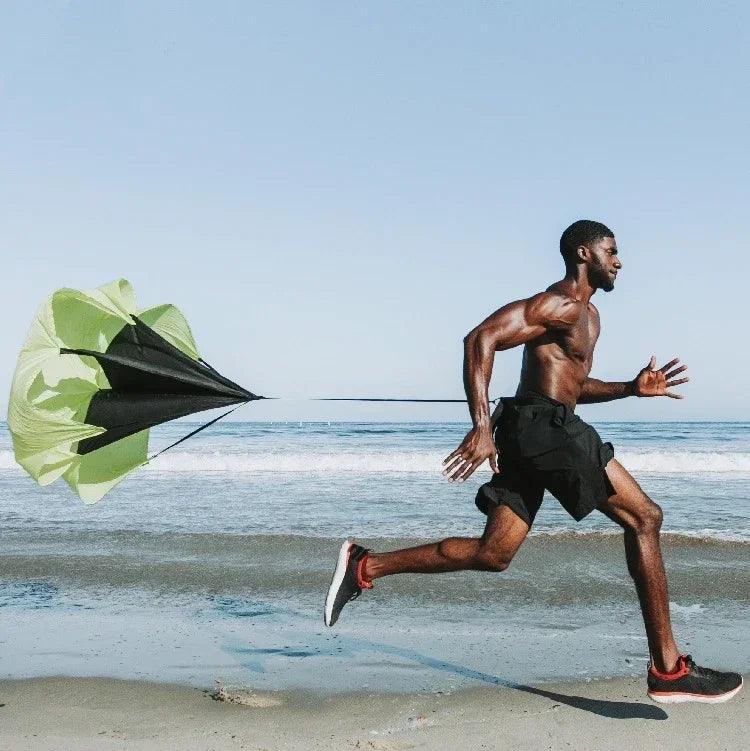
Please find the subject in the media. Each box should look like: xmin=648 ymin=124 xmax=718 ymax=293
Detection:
xmin=324 ymin=540 xmax=352 ymax=627
xmin=648 ymin=678 xmax=743 ymax=704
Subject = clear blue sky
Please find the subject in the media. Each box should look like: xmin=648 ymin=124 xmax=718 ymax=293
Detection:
xmin=2 ymin=2 xmax=748 ymax=421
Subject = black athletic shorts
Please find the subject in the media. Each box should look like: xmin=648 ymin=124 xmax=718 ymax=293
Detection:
xmin=475 ymin=392 xmax=615 ymax=526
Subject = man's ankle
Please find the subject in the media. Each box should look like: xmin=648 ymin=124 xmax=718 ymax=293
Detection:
xmin=357 ymin=554 xmax=374 ymax=589
xmin=651 ymin=652 xmax=682 ymax=675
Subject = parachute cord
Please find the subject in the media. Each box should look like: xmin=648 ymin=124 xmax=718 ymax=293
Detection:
xmin=146 ymin=393 xmax=501 ymax=465
xmin=199 ymin=358 xmax=220 ymax=374
xmin=146 ymin=403 xmax=246 ymax=463
xmin=314 ymin=397 xmax=502 ymax=404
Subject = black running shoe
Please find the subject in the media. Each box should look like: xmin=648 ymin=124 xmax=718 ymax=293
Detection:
xmin=647 ymin=654 xmax=743 ymax=704
xmin=324 ymin=540 xmax=372 ymax=627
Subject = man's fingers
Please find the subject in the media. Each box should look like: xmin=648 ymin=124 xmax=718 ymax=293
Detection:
xmin=442 ymin=455 xmax=466 ymax=477
xmin=445 ymin=450 xmax=494 ymax=482
xmin=665 ymin=390 xmax=685 ymax=399
xmin=443 ymin=444 xmax=472 ymax=468
xmin=445 ymin=453 xmax=476 ymax=481
xmin=658 ymin=358 xmax=680 ymax=373
xmin=647 ymin=355 xmax=657 ymax=370
xmin=444 ymin=464 xmax=466 ymax=482
xmin=443 ymin=449 xmax=462 ymax=465
xmin=666 ymin=377 xmax=689 ymax=387
xmin=455 ymin=458 xmax=483 ymax=482
xmin=443 ymin=453 xmax=465 ymax=469
xmin=663 ymin=364 xmax=687 ymax=380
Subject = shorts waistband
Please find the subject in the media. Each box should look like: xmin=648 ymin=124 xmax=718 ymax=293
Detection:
xmin=496 ymin=391 xmax=578 ymax=427
xmin=514 ymin=391 xmax=567 ymax=408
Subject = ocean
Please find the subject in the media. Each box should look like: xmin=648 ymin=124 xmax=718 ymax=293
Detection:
xmin=1 ymin=420 xmax=748 ymax=693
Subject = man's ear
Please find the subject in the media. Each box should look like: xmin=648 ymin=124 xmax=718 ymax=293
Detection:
xmin=576 ymin=244 xmax=590 ymax=263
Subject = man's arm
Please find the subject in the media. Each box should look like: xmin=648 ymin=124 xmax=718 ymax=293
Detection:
xmin=442 ymin=292 xmax=581 ymax=482
xmin=578 ymin=378 xmax=634 ymax=403
xmin=579 ymin=357 xmax=689 ymax=404
xmin=461 ymin=292 xmax=581 ymax=429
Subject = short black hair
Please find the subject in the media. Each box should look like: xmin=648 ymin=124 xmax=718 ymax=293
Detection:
xmin=560 ymin=220 xmax=614 ymax=267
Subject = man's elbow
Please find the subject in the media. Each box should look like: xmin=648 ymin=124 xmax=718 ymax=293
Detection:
xmin=463 ymin=328 xmax=494 ymax=353
xmin=463 ymin=328 xmax=480 ymax=347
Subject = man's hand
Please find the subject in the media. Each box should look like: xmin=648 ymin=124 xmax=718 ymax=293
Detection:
xmin=442 ymin=426 xmax=499 ymax=483
xmin=633 ymin=356 xmax=689 ymax=399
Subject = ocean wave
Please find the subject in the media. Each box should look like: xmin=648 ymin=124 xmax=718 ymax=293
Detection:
xmin=669 ymin=602 xmax=706 ymax=616
xmin=2 ymin=526 xmax=749 ymax=547
xmin=3 ymin=448 xmax=750 ymax=474
xmin=0 ymin=529 xmax=747 ymax=605
xmin=618 ymin=451 xmax=750 ymax=473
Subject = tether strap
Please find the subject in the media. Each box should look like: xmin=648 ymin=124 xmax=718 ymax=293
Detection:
xmin=147 ymin=404 xmax=244 ymax=462
xmin=316 ymin=397 xmax=501 ymax=404
xmin=147 ymin=395 xmax=495 ymax=461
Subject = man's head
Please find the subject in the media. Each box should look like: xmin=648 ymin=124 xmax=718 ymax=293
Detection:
xmin=560 ymin=219 xmax=621 ymax=291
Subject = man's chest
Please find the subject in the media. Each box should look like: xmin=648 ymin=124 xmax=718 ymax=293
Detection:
xmin=562 ymin=309 xmax=600 ymax=362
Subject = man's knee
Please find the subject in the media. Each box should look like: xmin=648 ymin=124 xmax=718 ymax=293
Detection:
xmin=629 ymin=500 xmax=663 ymax=535
xmin=474 ymin=544 xmax=514 ymax=572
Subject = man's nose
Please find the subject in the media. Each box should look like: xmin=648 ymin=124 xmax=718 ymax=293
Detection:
xmin=614 ymin=258 xmax=623 ymax=269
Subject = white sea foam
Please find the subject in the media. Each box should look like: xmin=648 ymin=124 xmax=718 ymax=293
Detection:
xmin=669 ymin=602 xmax=706 ymax=616
xmin=618 ymin=450 xmax=750 ymax=473
xmin=137 ymin=449 xmax=750 ymax=475
xmin=142 ymin=449 xmax=445 ymax=473
xmin=3 ymin=448 xmax=750 ymax=474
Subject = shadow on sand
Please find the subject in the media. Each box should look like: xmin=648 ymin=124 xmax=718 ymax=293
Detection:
xmin=227 ymin=625 xmax=667 ymax=720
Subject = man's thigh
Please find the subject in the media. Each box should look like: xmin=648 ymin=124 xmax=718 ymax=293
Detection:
xmin=598 ymin=458 xmax=659 ymax=528
xmin=479 ymin=502 xmax=531 ymax=559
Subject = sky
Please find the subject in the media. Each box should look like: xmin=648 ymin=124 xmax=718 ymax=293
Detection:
xmin=1 ymin=1 xmax=748 ymax=421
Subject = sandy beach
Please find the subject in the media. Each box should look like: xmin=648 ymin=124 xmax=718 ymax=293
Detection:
xmin=0 ymin=674 xmax=746 ymax=751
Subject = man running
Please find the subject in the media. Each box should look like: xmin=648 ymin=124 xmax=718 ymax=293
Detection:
xmin=324 ymin=220 xmax=743 ymax=704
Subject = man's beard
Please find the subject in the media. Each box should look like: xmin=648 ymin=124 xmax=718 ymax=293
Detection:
xmin=591 ymin=263 xmax=615 ymax=292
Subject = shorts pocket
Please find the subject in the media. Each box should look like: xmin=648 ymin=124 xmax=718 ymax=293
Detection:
xmin=514 ymin=412 xmax=571 ymax=458
xmin=599 ymin=440 xmax=615 ymax=468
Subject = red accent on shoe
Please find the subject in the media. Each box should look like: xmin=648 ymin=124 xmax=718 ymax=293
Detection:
xmin=355 ymin=553 xmax=373 ymax=589
xmin=648 ymin=654 xmax=690 ymax=681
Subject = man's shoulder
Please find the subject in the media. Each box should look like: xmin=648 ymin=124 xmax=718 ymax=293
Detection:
xmin=526 ymin=289 xmax=583 ymax=327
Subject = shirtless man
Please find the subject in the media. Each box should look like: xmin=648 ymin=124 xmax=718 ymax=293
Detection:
xmin=324 ymin=220 xmax=743 ymax=703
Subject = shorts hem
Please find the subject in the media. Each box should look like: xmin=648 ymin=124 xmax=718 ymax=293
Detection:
xmin=474 ymin=494 xmax=533 ymax=527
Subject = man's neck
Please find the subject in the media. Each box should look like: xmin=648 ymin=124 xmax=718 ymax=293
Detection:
xmin=560 ymin=270 xmax=597 ymax=304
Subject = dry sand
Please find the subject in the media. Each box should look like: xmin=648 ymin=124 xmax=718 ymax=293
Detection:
xmin=0 ymin=674 xmax=746 ymax=750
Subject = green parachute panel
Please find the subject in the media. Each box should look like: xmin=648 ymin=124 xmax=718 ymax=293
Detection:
xmin=8 ymin=279 xmax=257 ymax=503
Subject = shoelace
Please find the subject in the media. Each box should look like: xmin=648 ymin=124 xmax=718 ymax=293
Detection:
xmin=682 ymin=655 xmax=719 ymax=680
xmin=682 ymin=655 xmax=715 ymax=680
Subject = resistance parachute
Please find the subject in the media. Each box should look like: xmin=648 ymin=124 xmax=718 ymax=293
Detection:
xmin=8 ymin=279 xmax=260 ymax=503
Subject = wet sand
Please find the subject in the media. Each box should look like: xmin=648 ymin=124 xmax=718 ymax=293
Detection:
xmin=0 ymin=674 xmax=745 ymax=750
